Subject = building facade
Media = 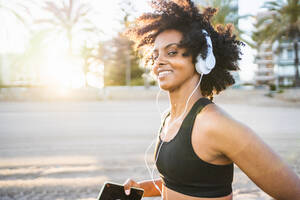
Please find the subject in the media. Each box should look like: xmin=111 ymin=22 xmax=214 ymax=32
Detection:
xmin=274 ymin=40 xmax=300 ymax=86
xmin=254 ymin=43 xmax=276 ymax=86
xmin=254 ymin=10 xmax=300 ymax=87
xmin=254 ymin=39 xmax=300 ymax=87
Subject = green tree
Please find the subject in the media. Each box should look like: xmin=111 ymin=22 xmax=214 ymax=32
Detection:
xmin=81 ymin=43 xmax=94 ymax=87
xmin=254 ymin=0 xmax=300 ymax=86
xmin=101 ymin=0 xmax=144 ymax=87
xmin=35 ymin=0 xmax=98 ymax=55
xmin=12 ymin=30 xmax=48 ymax=85
xmin=80 ymin=42 xmax=104 ymax=87
xmin=119 ymin=0 xmax=135 ymax=86
xmin=102 ymin=33 xmax=143 ymax=86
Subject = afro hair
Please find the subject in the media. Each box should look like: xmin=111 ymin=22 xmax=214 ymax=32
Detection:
xmin=125 ymin=0 xmax=244 ymax=98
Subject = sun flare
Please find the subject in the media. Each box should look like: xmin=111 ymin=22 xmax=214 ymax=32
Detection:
xmin=37 ymin=37 xmax=103 ymax=90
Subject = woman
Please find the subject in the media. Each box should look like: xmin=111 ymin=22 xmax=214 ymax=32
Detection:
xmin=123 ymin=0 xmax=300 ymax=199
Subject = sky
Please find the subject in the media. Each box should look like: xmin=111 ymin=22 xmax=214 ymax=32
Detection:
xmin=238 ymin=0 xmax=268 ymax=81
xmin=1 ymin=0 xmax=270 ymax=82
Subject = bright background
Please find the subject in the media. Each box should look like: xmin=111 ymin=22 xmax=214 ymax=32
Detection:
xmin=0 ymin=0 xmax=269 ymax=84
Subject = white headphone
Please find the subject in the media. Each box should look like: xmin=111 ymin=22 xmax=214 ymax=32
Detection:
xmin=195 ymin=30 xmax=216 ymax=75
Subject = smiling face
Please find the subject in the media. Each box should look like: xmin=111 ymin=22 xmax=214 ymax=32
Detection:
xmin=152 ymin=29 xmax=197 ymax=91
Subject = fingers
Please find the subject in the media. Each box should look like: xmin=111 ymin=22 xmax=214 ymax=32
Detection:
xmin=123 ymin=178 xmax=140 ymax=196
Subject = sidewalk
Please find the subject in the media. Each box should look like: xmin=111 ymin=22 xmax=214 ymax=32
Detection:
xmin=0 ymin=97 xmax=300 ymax=200
xmin=1 ymin=86 xmax=300 ymax=107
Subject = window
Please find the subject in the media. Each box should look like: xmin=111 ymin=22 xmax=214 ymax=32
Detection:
xmin=287 ymin=49 xmax=293 ymax=60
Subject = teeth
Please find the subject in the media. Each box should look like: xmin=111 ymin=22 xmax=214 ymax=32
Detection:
xmin=158 ymin=71 xmax=172 ymax=77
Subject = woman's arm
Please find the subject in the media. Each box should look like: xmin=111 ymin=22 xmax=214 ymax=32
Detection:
xmin=208 ymin=108 xmax=300 ymax=200
xmin=123 ymin=178 xmax=162 ymax=197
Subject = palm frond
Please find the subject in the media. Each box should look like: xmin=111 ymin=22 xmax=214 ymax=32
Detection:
xmin=73 ymin=5 xmax=90 ymax=24
xmin=254 ymin=0 xmax=300 ymax=47
xmin=35 ymin=0 xmax=98 ymax=55
xmin=44 ymin=1 xmax=66 ymax=24
xmin=34 ymin=19 xmax=60 ymax=27
xmin=263 ymin=0 xmax=283 ymax=11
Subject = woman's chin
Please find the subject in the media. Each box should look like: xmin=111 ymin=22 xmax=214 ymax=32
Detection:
xmin=158 ymin=82 xmax=175 ymax=92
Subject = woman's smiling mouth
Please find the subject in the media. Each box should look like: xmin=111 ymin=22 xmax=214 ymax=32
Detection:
xmin=158 ymin=70 xmax=173 ymax=78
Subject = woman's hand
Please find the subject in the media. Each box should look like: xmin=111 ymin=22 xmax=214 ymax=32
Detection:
xmin=123 ymin=178 xmax=162 ymax=197
xmin=123 ymin=178 xmax=141 ymax=195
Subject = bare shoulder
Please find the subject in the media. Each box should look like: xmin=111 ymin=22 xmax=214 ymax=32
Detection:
xmin=195 ymin=103 xmax=300 ymax=199
xmin=195 ymin=102 xmax=245 ymax=134
xmin=197 ymin=102 xmax=232 ymax=121
xmin=195 ymin=103 xmax=258 ymax=158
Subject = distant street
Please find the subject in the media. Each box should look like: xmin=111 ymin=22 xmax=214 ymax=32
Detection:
xmin=0 ymin=100 xmax=300 ymax=200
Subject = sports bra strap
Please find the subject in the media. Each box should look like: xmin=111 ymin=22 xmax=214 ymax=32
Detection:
xmin=159 ymin=97 xmax=213 ymax=134
xmin=182 ymin=97 xmax=213 ymax=130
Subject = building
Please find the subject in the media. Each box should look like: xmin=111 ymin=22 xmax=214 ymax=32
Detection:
xmin=274 ymin=40 xmax=300 ymax=86
xmin=254 ymin=38 xmax=300 ymax=87
xmin=254 ymin=39 xmax=300 ymax=87
xmin=254 ymin=43 xmax=276 ymax=86
xmin=254 ymin=11 xmax=300 ymax=87
xmin=255 ymin=39 xmax=300 ymax=87
xmin=253 ymin=11 xmax=276 ymax=86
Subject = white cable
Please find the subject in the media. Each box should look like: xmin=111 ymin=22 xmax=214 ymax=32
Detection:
xmin=143 ymin=86 xmax=169 ymax=196
xmin=144 ymin=73 xmax=204 ymax=199
xmin=155 ymin=87 xmax=171 ymax=122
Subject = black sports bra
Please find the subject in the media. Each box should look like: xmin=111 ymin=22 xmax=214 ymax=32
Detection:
xmin=154 ymin=97 xmax=233 ymax=198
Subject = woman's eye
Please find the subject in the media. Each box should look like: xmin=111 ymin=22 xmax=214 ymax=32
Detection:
xmin=168 ymin=51 xmax=177 ymax=56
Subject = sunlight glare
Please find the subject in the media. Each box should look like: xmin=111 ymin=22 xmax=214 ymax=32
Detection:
xmin=42 ymin=41 xmax=85 ymax=89
xmin=86 ymin=62 xmax=104 ymax=88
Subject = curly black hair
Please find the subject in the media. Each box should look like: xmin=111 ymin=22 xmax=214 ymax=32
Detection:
xmin=125 ymin=0 xmax=244 ymax=98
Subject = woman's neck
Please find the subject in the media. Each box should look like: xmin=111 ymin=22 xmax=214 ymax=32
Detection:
xmin=168 ymin=75 xmax=204 ymax=120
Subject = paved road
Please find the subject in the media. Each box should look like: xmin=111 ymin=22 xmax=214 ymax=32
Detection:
xmin=0 ymin=100 xmax=299 ymax=200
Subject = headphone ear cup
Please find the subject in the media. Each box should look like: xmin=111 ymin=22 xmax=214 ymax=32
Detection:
xmin=195 ymin=56 xmax=204 ymax=74
xmin=195 ymin=67 xmax=202 ymax=74
xmin=195 ymin=55 xmax=213 ymax=75
xmin=195 ymin=59 xmax=201 ymax=74
xmin=195 ymin=30 xmax=216 ymax=75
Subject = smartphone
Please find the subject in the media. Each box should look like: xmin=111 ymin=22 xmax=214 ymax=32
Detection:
xmin=97 ymin=181 xmax=144 ymax=200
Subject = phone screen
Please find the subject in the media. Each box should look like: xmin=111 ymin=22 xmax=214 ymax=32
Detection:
xmin=98 ymin=182 xmax=144 ymax=200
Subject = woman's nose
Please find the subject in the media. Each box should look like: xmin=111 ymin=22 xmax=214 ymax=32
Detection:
xmin=155 ymin=54 xmax=168 ymax=66
xmin=153 ymin=56 xmax=167 ymax=74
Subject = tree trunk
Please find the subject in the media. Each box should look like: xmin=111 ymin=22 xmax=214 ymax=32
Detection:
xmin=67 ymin=29 xmax=73 ymax=55
xmin=84 ymin=72 xmax=88 ymax=88
xmin=125 ymin=46 xmax=131 ymax=86
xmin=293 ymin=37 xmax=300 ymax=87
xmin=84 ymin=61 xmax=88 ymax=88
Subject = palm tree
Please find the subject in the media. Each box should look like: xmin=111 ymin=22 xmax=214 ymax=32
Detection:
xmin=254 ymin=0 xmax=300 ymax=86
xmin=35 ymin=0 xmax=98 ymax=55
xmin=119 ymin=0 xmax=136 ymax=86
